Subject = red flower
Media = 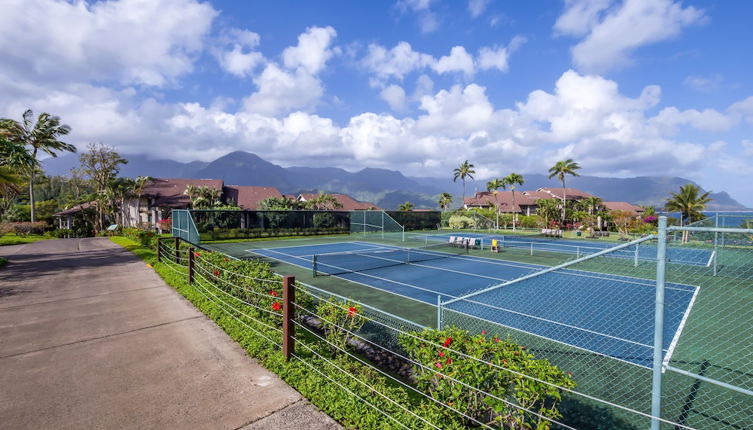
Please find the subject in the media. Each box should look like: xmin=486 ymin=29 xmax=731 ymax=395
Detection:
xmin=223 ymin=258 xmax=228 ymax=262
xmin=445 ymin=358 xmax=453 ymax=365
xmin=481 ymin=330 xmax=487 ymax=335
xmin=443 ymin=337 xmax=452 ymax=347
xmin=269 ymin=290 xmax=278 ymax=297
xmin=567 ymin=371 xmax=573 ymax=378
xmin=493 ymin=337 xmax=500 ymax=343
xmin=514 ymin=351 xmax=519 ymax=356
xmin=502 ymin=359 xmax=507 ymax=365
xmin=194 ymin=252 xmax=200 ymax=257
xmin=213 ymin=270 xmax=220 ymax=276
xmin=434 ymin=362 xmax=443 ymax=369
xmin=438 ymin=351 xmax=445 ymax=357
xmin=272 ymin=302 xmax=282 ymax=311
xmin=347 ymin=306 xmax=357 ymax=317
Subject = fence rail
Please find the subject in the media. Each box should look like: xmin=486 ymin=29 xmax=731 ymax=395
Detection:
xmin=155 ymin=215 xmax=753 ymax=429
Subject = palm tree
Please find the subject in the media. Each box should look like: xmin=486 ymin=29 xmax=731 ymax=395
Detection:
xmin=133 ymin=176 xmax=151 ymax=226
xmin=548 ymin=159 xmax=581 ymax=226
xmin=0 ymin=110 xmax=74 ymax=222
xmin=438 ymin=192 xmax=453 ymax=211
xmin=486 ymin=178 xmax=505 ymax=230
xmin=665 ymin=184 xmax=712 ymax=242
xmin=536 ymin=199 xmax=559 ymax=228
xmin=398 ymin=201 xmax=415 ymax=211
xmin=452 ymin=160 xmax=476 ymax=204
xmin=305 ymin=192 xmax=343 ymax=210
xmin=503 ymin=173 xmax=525 ymax=231
xmin=111 ymin=177 xmax=135 ymax=227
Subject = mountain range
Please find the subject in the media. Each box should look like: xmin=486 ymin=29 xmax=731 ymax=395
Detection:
xmin=42 ymin=151 xmax=748 ymax=210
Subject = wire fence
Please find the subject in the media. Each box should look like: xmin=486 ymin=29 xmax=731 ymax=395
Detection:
xmin=155 ymin=216 xmax=752 ymax=429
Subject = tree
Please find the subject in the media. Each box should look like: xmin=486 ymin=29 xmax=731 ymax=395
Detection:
xmin=79 ymin=143 xmax=127 ymax=232
xmin=305 ymin=192 xmax=343 ymax=210
xmin=437 ymin=192 xmax=453 ymax=211
xmin=611 ymin=210 xmax=638 ymax=238
xmin=503 ymin=173 xmax=525 ymax=231
xmin=536 ymin=199 xmax=559 ymax=228
xmin=398 ymin=201 xmax=414 ymax=211
xmin=548 ymin=159 xmax=581 ymax=226
xmin=486 ymin=178 xmax=505 ymax=230
xmin=133 ymin=176 xmax=151 ymax=226
xmin=111 ymin=177 xmax=135 ymax=227
xmin=0 ymin=110 xmax=75 ymax=222
xmin=665 ymin=184 xmax=712 ymax=243
xmin=452 ymin=160 xmax=476 ymax=204
xmin=259 ymin=196 xmax=301 ymax=210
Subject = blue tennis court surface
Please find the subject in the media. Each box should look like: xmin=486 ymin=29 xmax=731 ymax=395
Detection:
xmin=410 ymin=232 xmax=715 ymax=267
xmin=249 ymin=241 xmax=699 ymax=367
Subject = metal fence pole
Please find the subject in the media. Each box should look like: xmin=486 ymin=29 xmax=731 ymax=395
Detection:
xmin=634 ymin=242 xmax=639 ymax=267
xmin=436 ymin=295 xmax=442 ymax=328
xmin=282 ymin=275 xmax=296 ymax=361
xmin=651 ymin=216 xmax=668 ymax=430
xmin=188 ymin=247 xmax=194 ymax=284
xmin=713 ymin=214 xmax=719 ymax=276
xmin=174 ymin=237 xmax=180 ymax=263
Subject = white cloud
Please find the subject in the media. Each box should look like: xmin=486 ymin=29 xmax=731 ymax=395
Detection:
xmin=729 ymin=96 xmax=753 ymax=124
xmin=380 ymin=85 xmax=407 ymax=111
xmin=742 ymin=140 xmax=753 ymax=157
xmin=397 ymin=0 xmax=440 ymax=33
xmin=557 ymin=0 xmax=705 ymax=73
xmin=477 ymin=36 xmax=527 ymax=72
xmin=243 ymin=26 xmax=337 ymax=116
xmin=433 ymin=46 xmax=475 ymax=76
xmin=362 ymin=42 xmax=434 ymax=80
xmin=215 ymin=29 xmax=264 ymax=77
xmin=0 ymin=0 xmax=217 ymax=87
xmin=650 ymin=107 xmax=733 ymax=133
xmin=683 ymin=74 xmax=723 ymax=93
xmin=468 ymin=0 xmax=490 ymax=18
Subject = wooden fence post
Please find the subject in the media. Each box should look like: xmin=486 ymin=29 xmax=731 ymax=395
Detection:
xmin=282 ymin=275 xmax=296 ymax=361
xmin=156 ymin=237 xmax=162 ymax=263
xmin=188 ymin=247 xmax=194 ymax=284
xmin=174 ymin=237 xmax=180 ymax=264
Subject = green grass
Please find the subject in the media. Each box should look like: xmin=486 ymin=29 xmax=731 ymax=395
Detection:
xmin=0 ymin=234 xmax=53 ymax=246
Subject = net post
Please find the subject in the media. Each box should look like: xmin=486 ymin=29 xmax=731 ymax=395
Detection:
xmin=156 ymin=237 xmax=162 ymax=263
xmin=576 ymin=246 xmax=580 ymax=259
xmin=634 ymin=242 xmax=640 ymax=268
xmin=188 ymin=247 xmax=194 ymax=284
xmin=651 ymin=216 xmax=668 ymax=430
xmin=381 ymin=211 xmax=384 ymax=240
xmin=174 ymin=237 xmax=180 ymax=263
xmin=530 ymin=242 xmax=533 ymax=256
xmin=312 ymin=255 xmax=318 ymax=277
xmin=282 ymin=275 xmax=295 ymax=361
xmin=436 ymin=295 xmax=442 ymax=328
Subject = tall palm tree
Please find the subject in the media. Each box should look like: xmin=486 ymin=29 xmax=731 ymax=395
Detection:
xmin=503 ymin=173 xmax=525 ymax=231
xmin=486 ymin=178 xmax=505 ymax=230
xmin=437 ymin=192 xmax=453 ymax=211
xmin=452 ymin=160 xmax=476 ymax=204
xmin=665 ymin=184 xmax=712 ymax=242
xmin=548 ymin=159 xmax=581 ymax=226
xmin=398 ymin=201 xmax=414 ymax=211
xmin=0 ymin=110 xmax=74 ymax=222
xmin=133 ymin=176 xmax=151 ymax=226
xmin=536 ymin=198 xmax=559 ymax=228
xmin=111 ymin=177 xmax=135 ymax=227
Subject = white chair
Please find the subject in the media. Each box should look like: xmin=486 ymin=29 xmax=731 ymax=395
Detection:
xmin=468 ymin=238 xmax=477 ymax=249
xmin=448 ymin=236 xmax=457 ymax=246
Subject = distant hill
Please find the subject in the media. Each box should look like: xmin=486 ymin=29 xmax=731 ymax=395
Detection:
xmin=43 ymin=151 xmax=748 ymax=210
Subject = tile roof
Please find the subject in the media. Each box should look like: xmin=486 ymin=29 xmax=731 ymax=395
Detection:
xmin=603 ymin=201 xmax=645 ymax=214
xmin=54 ymin=201 xmax=97 ymax=216
xmin=297 ymin=193 xmax=380 ymax=210
xmin=142 ymin=178 xmax=224 ymax=208
xmin=464 ymin=191 xmax=535 ymax=213
xmin=223 ymin=186 xmax=283 ymax=210
xmin=535 ymin=187 xmax=595 ymax=200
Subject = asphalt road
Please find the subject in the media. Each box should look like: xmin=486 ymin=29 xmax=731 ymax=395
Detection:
xmin=0 ymin=238 xmax=340 ymax=430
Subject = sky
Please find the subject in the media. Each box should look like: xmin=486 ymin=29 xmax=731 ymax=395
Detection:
xmin=1 ymin=0 xmax=753 ymax=205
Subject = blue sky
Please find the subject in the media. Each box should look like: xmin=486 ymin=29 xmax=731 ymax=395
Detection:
xmin=1 ymin=0 xmax=752 ymax=205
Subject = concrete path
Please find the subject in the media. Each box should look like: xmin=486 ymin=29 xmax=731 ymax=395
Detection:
xmin=0 ymin=238 xmax=340 ymax=430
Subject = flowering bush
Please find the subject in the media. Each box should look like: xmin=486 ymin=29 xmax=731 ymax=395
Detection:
xmin=399 ymin=327 xmax=575 ymax=429
xmin=315 ymin=297 xmax=364 ymax=357
xmin=158 ymin=218 xmax=172 ymax=231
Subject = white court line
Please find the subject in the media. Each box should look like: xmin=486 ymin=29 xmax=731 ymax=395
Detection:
xmin=663 ymin=284 xmax=701 ymax=369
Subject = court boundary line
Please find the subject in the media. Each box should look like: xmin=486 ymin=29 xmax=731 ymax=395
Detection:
xmin=663 ymin=284 xmax=701 ymax=369
xmin=252 ymin=246 xmax=671 ymax=354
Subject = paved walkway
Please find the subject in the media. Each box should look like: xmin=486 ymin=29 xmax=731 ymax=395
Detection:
xmin=0 ymin=238 xmax=340 ymax=430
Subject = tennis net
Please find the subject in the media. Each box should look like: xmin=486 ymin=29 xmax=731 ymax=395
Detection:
xmin=313 ymin=243 xmax=469 ymax=277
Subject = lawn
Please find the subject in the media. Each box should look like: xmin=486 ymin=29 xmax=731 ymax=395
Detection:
xmin=0 ymin=234 xmax=53 ymax=246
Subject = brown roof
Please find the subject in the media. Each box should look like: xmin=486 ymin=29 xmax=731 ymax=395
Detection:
xmin=535 ymin=187 xmax=594 ymax=200
xmin=142 ymin=178 xmax=224 ymax=208
xmin=464 ymin=191 xmax=535 ymax=213
xmin=224 ymin=186 xmax=282 ymax=210
xmin=604 ymin=201 xmax=644 ymax=215
xmin=521 ymin=190 xmax=554 ymax=201
xmin=54 ymin=201 xmax=97 ymax=216
xmin=297 ymin=193 xmax=380 ymax=210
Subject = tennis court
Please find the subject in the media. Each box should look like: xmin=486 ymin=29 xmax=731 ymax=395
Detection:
xmin=410 ymin=232 xmax=715 ymax=267
xmin=249 ymin=240 xmax=699 ymax=366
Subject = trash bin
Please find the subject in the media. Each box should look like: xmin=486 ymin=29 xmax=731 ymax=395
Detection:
xmin=576 ymin=231 xmax=582 ymax=237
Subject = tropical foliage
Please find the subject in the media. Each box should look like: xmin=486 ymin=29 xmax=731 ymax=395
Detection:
xmin=398 ymin=201 xmax=415 ymax=211
xmin=452 ymin=160 xmax=475 ymax=202
xmin=548 ymin=159 xmax=581 ymax=224
xmin=438 ymin=192 xmax=453 ymax=211
xmin=503 ymin=173 xmax=525 ymax=230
